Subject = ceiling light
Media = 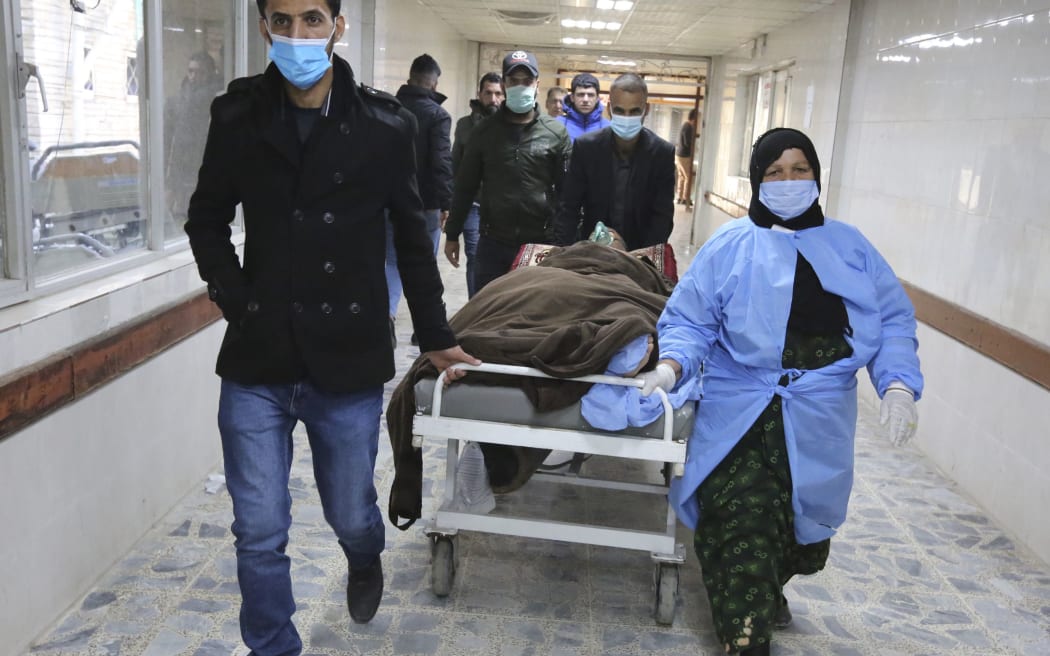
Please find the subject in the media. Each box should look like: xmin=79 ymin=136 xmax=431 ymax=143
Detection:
xmin=562 ymin=37 xmax=589 ymax=45
xmin=613 ymin=0 xmax=633 ymax=10
xmin=561 ymin=18 xmax=576 ymax=27
xmin=577 ymin=20 xmax=592 ymax=29
xmin=596 ymin=0 xmax=614 ymax=8
xmin=606 ymin=21 xmax=622 ymax=30
xmin=598 ymin=57 xmax=636 ymax=66
xmin=599 ymin=39 xmax=613 ymax=45
xmin=592 ymin=20 xmax=606 ymax=29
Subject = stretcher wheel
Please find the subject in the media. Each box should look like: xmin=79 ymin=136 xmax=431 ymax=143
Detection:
xmin=431 ymin=536 xmax=456 ymax=597
xmin=653 ymin=562 xmax=679 ymax=625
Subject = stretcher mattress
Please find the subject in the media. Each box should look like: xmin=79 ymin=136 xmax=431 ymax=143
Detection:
xmin=413 ymin=378 xmax=695 ymax=440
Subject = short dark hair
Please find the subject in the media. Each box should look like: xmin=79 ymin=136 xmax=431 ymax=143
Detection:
xmin=546 ymin=86 xmax=566 ymax=100
xmin=610 ymin=73 xmax=647 ymax=97
xmin=688 ymin=109 xmax=698 ymax=121
xmin=256 ymin=0 xmax=341 ymax=18
xmin=478 ymin=72 xmax=502 ymax=91
xmin=570 ymin=72 xmax=600 ymax=93
xmin=410 ymin=53 xmax=441 ymax=79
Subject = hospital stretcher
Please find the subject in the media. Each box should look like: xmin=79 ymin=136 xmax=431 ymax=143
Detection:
xmin=411 ymin=362 xmax=693 ymax=625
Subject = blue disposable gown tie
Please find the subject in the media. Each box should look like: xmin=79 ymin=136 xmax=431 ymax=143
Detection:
xmin=660 ymin=217 xmax=923 ymax=544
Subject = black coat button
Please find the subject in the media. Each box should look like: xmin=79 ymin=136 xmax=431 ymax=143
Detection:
xmin=349 ymin=302 xmax=361 ymax=314
xmin=247 ymin=301 xmax=260 ymax=313
xmin=323 ymin=261 xmax=336 ymax=274
xmin=292 ymin=209 xmax=304 ymax=221
xmin=323 ymin=211 xmax=335 ymax=224
xmin=339 ymin=122 xmax=350 ymax=135
xmin=333 ymin=171 xmax=344 ymax=184
xmin=292 ymin=301 xmax=303 ymax=313
xmin=321 ymin=302 xmax=333 ymax=315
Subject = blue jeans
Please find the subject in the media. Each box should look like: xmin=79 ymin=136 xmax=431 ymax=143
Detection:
xmin=463 ymin=204 xmax=480 ymax=298
xmin=218 ymin=379 xmax=385 ymax=656
xmin=384 ymin=216 xmax=402 ymax=317
xmin=385 ymin=210 xmax=442 ymax=316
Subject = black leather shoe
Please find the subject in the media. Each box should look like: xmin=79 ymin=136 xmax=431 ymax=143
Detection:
xmin=347 ymin=558 xmax=383 ymax=623
xmin=739 ymin=644 xmax=770 ymax=655
xmin=774 ymin=595 xmax=792 ymax=629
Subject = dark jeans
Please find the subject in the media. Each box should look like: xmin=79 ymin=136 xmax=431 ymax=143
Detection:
xmin=474 ymin=235 xmax=522 ymax=293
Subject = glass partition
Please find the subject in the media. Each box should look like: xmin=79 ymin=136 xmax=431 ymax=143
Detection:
xmin=22 ymin=0 xmax=147 ymax=278
xmin=161 ymin=0 xmax=235 ymax=242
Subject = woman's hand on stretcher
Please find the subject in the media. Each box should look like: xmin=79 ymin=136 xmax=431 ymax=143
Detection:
xmin=426 ymin=346 xmax=481 ymax=385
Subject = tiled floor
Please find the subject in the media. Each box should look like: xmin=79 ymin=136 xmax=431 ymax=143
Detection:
xmin=27 ymin=208 xmax=1050 ymax=655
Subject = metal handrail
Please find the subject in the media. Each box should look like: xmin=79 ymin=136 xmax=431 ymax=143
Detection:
xmin=431 ymin=362 xmax=677 ymax=443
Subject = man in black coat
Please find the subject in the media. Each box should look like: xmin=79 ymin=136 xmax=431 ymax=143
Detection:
xmin=395 ymin=53 xmax=452 ymax=253
xmin=184 ymin=0 xmax=477 ymax=652
xmin=552 ymin=73 xmax=675 ymax=250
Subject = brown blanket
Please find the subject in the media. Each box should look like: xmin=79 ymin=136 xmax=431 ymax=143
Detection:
xmin=386 ymin=241 xmax=672 ymax=529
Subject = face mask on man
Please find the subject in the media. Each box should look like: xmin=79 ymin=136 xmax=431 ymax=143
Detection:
xmin=758 ymin=180 xmax=819 ymax=220
xmin=505 ymin=85 xmax=537 ymax=114
xmin=266 ymin=22 xmax=337 ymax=90
xmin=610 ymin=114 xmax=643 ymax=140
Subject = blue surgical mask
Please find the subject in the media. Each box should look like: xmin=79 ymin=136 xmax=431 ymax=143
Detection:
xmin=505 ymin=84 xmax=537 ymax=114
xmin=610 ymin=114 xmax=643 ymax=140
xmin=266 ymin=23 xmax=336 ymax=90
xmin=758 ymin=179 xmax=819 ymax=220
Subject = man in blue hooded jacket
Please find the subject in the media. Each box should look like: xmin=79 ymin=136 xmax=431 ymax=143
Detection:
xmin=557 ymin=73 xmax=609 ymax=141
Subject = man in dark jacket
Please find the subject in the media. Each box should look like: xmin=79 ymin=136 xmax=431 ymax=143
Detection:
xmin=184 ymin=1 xmax=477 ymax=652
xmin=676 ymin=108 xmax=697 ymax=206
xmin=395 ymin=53 xmax=452 ymax=253
xmin=451 ymin=71 xmax=503 ymax=298
xmin=553 ymin=73 xmax=675 ymax=250
xmin=557 ymin=72 xmax=610 ymax=141
xmin=444 ymin=50 xmax=571 ymax=292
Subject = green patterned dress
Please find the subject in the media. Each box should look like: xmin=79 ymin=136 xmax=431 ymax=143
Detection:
xmin=694 ymin=329 xmax=852 ymax=653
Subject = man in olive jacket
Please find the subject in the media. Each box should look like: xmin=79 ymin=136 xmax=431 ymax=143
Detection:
xmin=184 ymin=0 xmax=477 ymax=652
xmin=444 ymin=50 xmax=571 ymax=292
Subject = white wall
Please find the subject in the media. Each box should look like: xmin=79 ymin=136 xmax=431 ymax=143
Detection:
xmin=693 ymin=0 xmax=852 ymax=245
xmin=0 ymin=322 xmax=223 ymax=654
xmin=831 ymin=0 xmax=1050 ymax=564
xmin=372 ymin=0 xmax=477 ymax=129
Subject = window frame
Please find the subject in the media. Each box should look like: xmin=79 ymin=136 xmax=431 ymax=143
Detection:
xmin=0 ymin=0 xmax=252 ymax=311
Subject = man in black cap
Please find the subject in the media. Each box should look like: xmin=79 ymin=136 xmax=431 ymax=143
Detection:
xmin=558 ymin=72 xmax=609 ymax=141
xmin=443 ymin=50 xmax=571 ymax=292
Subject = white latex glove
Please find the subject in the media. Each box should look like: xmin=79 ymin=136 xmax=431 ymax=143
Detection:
xmin=880 ymin=384 xmax=918 ymax=446
xmin=637 ymin=362 xmax=677 ymax=397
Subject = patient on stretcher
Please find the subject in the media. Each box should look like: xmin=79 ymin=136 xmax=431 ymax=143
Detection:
xmin=385 ymin=238 xmax=689 ymax=529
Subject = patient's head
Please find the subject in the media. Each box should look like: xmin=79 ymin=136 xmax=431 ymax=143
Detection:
xmin=588 ymin=222 xmax=628 ymax=251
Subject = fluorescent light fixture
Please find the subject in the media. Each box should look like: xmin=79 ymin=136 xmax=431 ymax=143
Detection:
xmin=596 ymin=0 xmax=614 ymax=8
xmin=606 ymin=21 xmax=622 ymax=30
xmin=597 ymin=57 xmax=636 ymax=66
xmin=592 ymin=20 xmax=606 ymax=29
xmin=562 ymin=18 xmax=576 ymax=27
xmin=613 ymin=0 xmax=633 ymax=10
xmin=562 ymin=37 xmax=589 ymax=45
xmin=577 ymin=20 xmax=591 ymax=28
xmin=599 ymin=39 xmax=613 ymax=45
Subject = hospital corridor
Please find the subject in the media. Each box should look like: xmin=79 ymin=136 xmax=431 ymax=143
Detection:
xmin=2 ymin=1 xmax=1049 ymax=655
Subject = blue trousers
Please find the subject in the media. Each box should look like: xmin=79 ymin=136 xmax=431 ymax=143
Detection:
xmin=218 ymin=379 xmax=385 ymax=656
xmin=463 ymin=204 xmax=481 ymax=298
xmin=385 ymin=210 xmax=442 ymax=316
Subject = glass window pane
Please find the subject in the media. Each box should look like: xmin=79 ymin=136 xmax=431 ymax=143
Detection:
xmin=161 ymin=1 xmax=234 ymax=242
xmin=1 ymin=126 xmax=5 ymax=277
xmin=23 ymin=1 xmax=147 ymax=279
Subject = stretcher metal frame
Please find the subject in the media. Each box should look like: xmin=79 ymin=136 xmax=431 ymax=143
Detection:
xmin=412 ymin=362 xmax=688 ymax=625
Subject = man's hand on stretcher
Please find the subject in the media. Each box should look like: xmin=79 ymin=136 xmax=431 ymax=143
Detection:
xmin=444 ymin=238 xmax=461 ymax=268
xmin=426 ymin=346 xmax=481 ymax=385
